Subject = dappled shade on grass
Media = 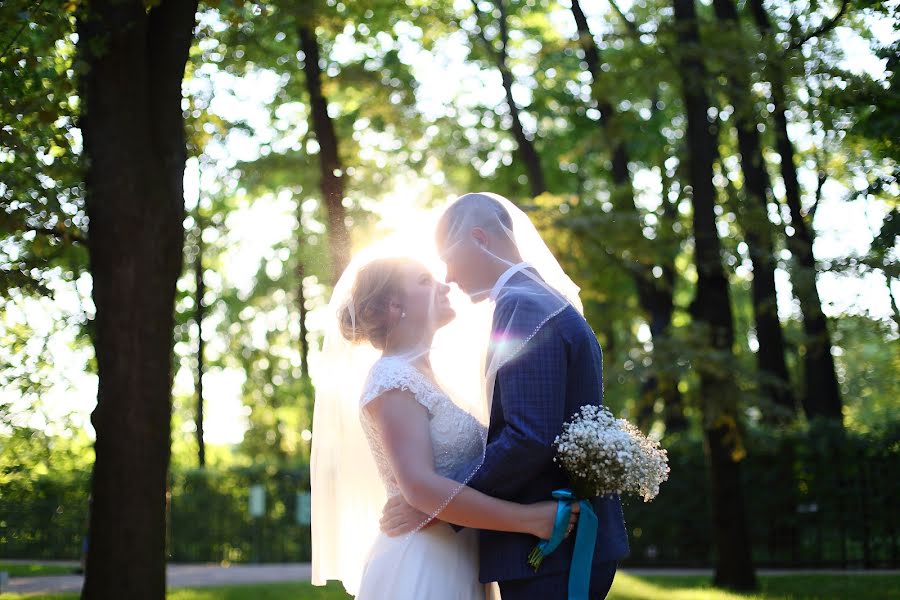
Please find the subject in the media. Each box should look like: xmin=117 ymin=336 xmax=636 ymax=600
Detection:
xmin=611 ymin=573 xmax=900 ymax=600
xmin=0 ymin=565 xmax=77 ymax=578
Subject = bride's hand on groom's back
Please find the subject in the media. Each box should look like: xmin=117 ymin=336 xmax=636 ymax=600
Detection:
xmin=529 ymin=499 xmax=579 ymax=541
xmin=380 ymin=495 xmax=437 ymax=537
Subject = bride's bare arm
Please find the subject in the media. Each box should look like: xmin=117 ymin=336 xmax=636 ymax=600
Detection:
xmin=364 ymin=388 xmax=564 ymax=538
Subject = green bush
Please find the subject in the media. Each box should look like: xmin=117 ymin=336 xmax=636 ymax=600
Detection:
xmin=2 ymin=424 xmax=897 ymax=567
xmin=0 ymin=469 xmax=89 ymax=560
xmin=167 ymin=465 xmax=311 ymax=563
xmin=623 ymin=422 xmax=900 ymax=567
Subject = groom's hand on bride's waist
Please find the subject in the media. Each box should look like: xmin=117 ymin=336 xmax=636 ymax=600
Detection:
xmin=380 ymin=495 xmax=439 ymax=537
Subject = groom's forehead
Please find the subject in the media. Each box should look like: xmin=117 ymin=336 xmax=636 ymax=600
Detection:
xmin=436 ymin=218 xmax=462 ymax=249
xmin=436 ymin=230 xmax=468 ymax=259
xmin=437 ymin=210 xmax=473 ymax=238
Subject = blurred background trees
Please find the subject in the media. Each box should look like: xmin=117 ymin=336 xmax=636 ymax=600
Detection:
xmin=1 ymin=0 xmax=897 ymax=595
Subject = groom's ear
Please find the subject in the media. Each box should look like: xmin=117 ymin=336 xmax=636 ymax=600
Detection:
xmin=471 ymin=227 xmax=488 ymax=249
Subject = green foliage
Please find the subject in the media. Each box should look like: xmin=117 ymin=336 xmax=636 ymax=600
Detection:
xmin=6 ymin=0 xmax=896 ymax=457
xmin=0 ymin=428 xmax=91 ymax=560
xmin=831 ymin=315 xmax=900 ymax=428
xmin=0 ymin=563 xmax=77 ymax=577
xmin=168 ymin=465 xmax=311 ymax=563
xmin=0 ymin=0 xmax=86 ymax=296
xmin=1 ymin=0 xmax=898 ymax=581
xmin=624 ymin=422 xmax=900 ymax=567
xmin=207 ymin=234 xmax=319 ymax=464
xmin=4 ymin=423 xmax=897 ymax=567
xmin=0 ymin=460 xmax=310 ymax=563
xmin=0 ymin=1 xmax=92 ymax=431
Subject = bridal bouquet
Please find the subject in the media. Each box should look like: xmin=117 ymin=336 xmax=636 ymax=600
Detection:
xmin=527 ymin=405 xmax=670 ymax=572
xmin=553 ymin=404 xmax=670 ymax=502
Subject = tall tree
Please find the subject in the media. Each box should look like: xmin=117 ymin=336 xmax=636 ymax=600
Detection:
xmin=570 ymin=0 xmax=687 ymax=432
xmin=76 ymin=0 xmax=197 ymax=597
xmin=711 ymin=0 xmax=795 ymax=419
xmin=299 ymin=10 xmax=350 ymax=284
xmin=672 ymin=0 xmax=756 ymax=589
xmin=193 ymin=204 xmax=207 ymax=468
xmin=747 ymin=0 xmax=843 ymax=422
xmin=296 ymin=262 xmax=311 ymax=380
xmin=468 ymin=0 xmax=546 ymax=197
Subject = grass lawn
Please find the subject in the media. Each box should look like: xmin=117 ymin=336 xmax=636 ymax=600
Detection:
xmin=610 ymin=574 xmax=900 ymax=599
xmin=0 ymin=565 xmax=78 ymax=578
xmin=1 ymin=573 xmax=897 ymax=599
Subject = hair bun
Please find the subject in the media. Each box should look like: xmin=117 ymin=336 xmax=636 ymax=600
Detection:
xmin=336 ymin=258 xmax=408 ymax=350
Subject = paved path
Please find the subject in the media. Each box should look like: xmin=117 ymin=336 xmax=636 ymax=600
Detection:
xmin=3 ymin=563 xmax=897 ymax=595
xmin=3 ymin=563 xmax=313 ymax=595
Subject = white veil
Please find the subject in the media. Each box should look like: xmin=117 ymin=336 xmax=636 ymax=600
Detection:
xmin=310 ymin=192 xmax=582 ymax=595
xmin=438 ymin=193 xmax=584 ymax=406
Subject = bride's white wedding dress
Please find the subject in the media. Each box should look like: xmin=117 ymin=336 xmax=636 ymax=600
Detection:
xmin=355 ymin=356 xmax=494 ymax=600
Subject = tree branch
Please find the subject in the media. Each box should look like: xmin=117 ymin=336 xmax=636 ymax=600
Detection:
xmin=25 ymin=225 xmax=88 ymax=245
xmin=568 ymin=218 xmax=646 ymax=278
xmin=469 ymin=0 xmax=517 ymax=91
xmin=607 ymin=0 xmax=640 ymax=36
xmin=811 ymin=164 xmax=827 ymax=222
xmin=0 ymin=0 xmax=45 ymax=63
xmin=469 ymin=0 xmax=500 ymax=64
xmin=494 ymin=0 xmax=509 ymax=63
xmin=785 ymin=0 xmax=850 ymax=53
xmin=886 ymin=274 xmax=900 ymax=333
xmin=807 ymin=85 xmax=829 ymax=222
xmin=607 ymin=0 xmax=675 ymax=63
xmin=571 ymin=0 xmax=601 ymax=85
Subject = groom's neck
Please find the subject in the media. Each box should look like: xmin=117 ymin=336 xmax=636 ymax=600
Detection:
xmin=487 ymin=248 xmax=523 ymax=279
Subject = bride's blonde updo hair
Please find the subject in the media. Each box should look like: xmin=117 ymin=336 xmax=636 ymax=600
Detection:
xmin=338 ymin=257 xmax=409 ymax=350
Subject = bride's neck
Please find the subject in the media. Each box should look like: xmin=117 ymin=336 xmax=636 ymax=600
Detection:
xmin=382 ymin=332 xmax=434 ymax=367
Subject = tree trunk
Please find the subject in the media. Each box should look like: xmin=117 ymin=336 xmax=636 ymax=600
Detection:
xmin=571 ymin=0 xmax=686 ymax=432
xmin=747 ymin=0 xmax=843 ymax=422
xmin=887 ymin=274 xmax=900 ymax=332
xmin=296 ymin=262 xmax=310 ymax=380
xmin=299 ymin=22 xmax=350 ymax=285
xmin=500 ymin=68 xmax=546 ymax=197
xmin=712 ymin=0 xmax=795 ymax=419
xmin=657 ymin=169 xmax=690 ymax=433
xmin=471 ymin=0 xmax=546 ymax=197
xmin=77 ymin=1 xmax=197 ymax=598
xmin=194 ymin=211 xmax=206 ymax=468
xmin=673 ymin=0 xmax=757 ymax=589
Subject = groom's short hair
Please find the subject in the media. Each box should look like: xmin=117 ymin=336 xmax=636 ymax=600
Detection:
xmin=440 ymin=193 xmax=513 ymax=239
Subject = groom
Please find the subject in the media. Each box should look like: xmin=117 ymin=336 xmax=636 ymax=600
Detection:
xmin=382 ymin=193 xmax=629 ymax=599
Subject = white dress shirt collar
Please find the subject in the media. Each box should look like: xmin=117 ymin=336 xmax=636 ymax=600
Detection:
xmin=489 ymin=262 xmax=531 ymax=301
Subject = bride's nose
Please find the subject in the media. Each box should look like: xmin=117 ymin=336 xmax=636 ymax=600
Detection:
xmin=437 ymin=282 xmax=450 ymax=295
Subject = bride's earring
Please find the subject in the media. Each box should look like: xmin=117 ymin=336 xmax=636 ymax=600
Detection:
xmin=390 ymin=300 xmax=406 ymax=320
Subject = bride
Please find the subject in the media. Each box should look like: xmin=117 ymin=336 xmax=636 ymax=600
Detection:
xmin=310 ymin=196 xmax=586 ymax=599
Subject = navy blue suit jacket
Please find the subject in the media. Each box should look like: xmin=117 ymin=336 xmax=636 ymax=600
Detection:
xmin=464 ymin=272 xmax=629 ymax=583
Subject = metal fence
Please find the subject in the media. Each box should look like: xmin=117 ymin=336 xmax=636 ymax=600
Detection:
xmin=2 ymin=426 xmax=897 ymax=568
xmin=166 ymin=466 xmax=312 ymax=563
xmin=623 ymin=427 xmax=900 ymax=568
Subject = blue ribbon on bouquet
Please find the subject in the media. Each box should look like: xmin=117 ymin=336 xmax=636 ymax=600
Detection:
xmin=526 ymin=489 xmax=598 ymax=600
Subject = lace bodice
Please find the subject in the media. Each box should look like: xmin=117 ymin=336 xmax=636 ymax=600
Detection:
xmin=359 ymin=356 xmax=486 ymax=497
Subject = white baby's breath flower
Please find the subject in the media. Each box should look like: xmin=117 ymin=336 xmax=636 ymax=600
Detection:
xmin=553 ymin=405 xmax=670 ymax=502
